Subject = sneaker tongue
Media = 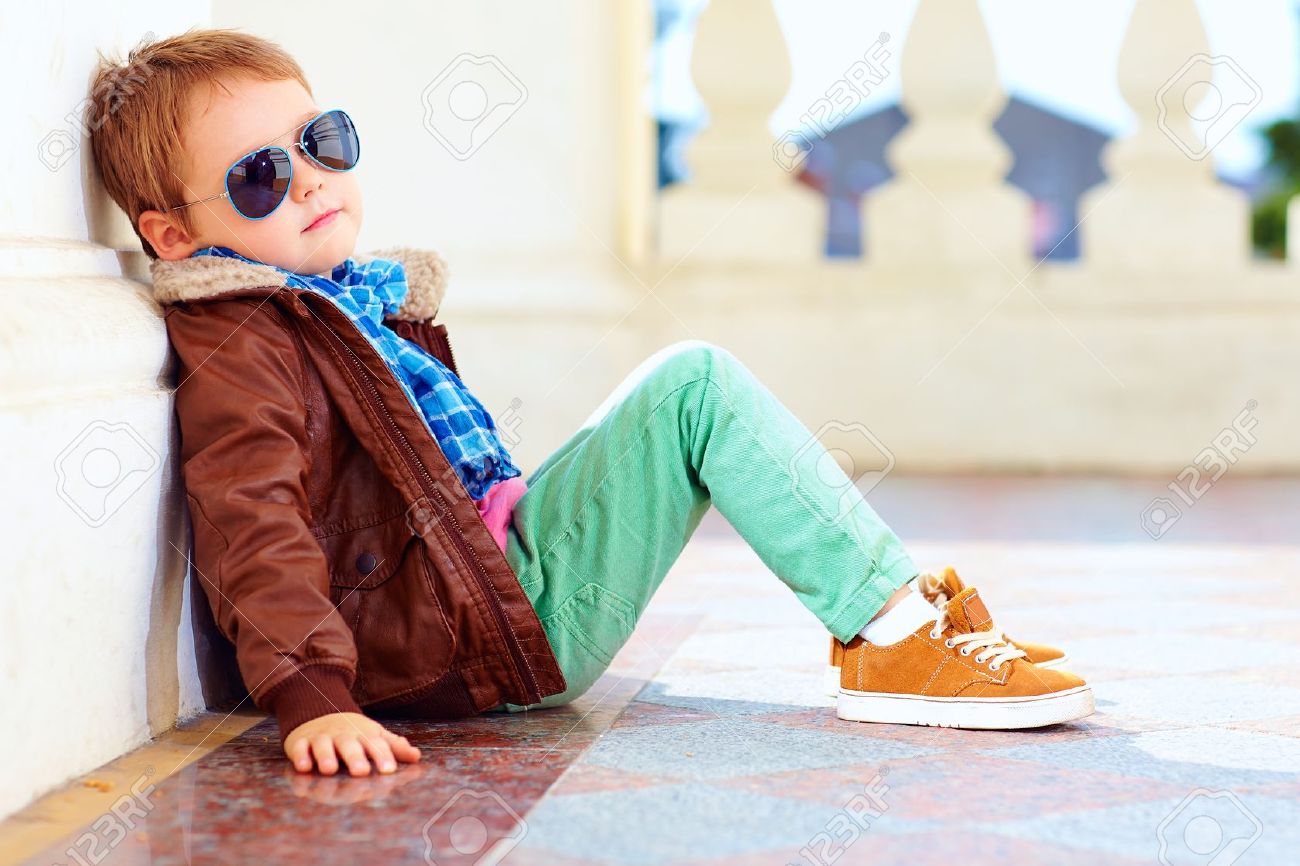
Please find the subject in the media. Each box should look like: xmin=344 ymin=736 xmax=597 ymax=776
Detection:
xmin=945 ymin=587 xmax=996 ymax=634
xmin=939 ymin=567 xmax=966 ymax=598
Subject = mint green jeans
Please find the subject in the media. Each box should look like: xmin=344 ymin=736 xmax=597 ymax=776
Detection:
xmin=502 ymin=341 xmax=917 ymax=709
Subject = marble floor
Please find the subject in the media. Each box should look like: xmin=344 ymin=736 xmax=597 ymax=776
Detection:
xmin=5 ymin=477 xmax=1298 ymax=866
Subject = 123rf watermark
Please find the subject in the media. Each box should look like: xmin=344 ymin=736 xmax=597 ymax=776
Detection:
xmin=1157 ymin=788 xmax=1262 ymax=866
xmin=405 ymin=396 xmax=524 ymax=538
xmin=422 ymin=787 xmax=526 ymax=866
xmin=51 ymin=768 xmax=157 ymax=866
xmin=422 ymin=54 xmax=527 ymax=160
xmin=55 ymin=420 xmax=161 ymax=528
xmin=1156 ymin=53 xmax=1261 ymax=161
xmin=37 ymin=33 xmax=156 ymax=172
xmin=773 ymin=32 xmax=892 ymax=172
xmin=1141 ymin=401 xmax=1258 ymax=540
xmin=787 ymin=770 xmax=890 ymax=866
xmin=790 ymin=420 xmax=896 ymax=528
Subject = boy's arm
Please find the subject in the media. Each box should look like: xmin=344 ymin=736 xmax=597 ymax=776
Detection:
xmin=166 ymin=300 xmax=364 ymax=742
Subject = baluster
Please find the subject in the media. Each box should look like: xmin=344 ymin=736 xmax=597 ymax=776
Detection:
xmin=862 ymin=0 xmax=1029 ymax=271
xmin=1081 ymin=0 xmax=1251 ymax=269
xmin=657 ymin=0 xmax=822 ymax=263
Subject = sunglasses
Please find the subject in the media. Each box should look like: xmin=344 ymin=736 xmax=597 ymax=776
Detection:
xmin=166 ymin=108 xmax=360 ymax=221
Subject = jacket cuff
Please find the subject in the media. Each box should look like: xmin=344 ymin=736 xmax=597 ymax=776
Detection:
xmin=261 ymin=665 xmax=364 ymax=744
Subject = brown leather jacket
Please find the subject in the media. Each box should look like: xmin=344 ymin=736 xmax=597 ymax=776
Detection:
xmin=151 ymin=248 xmax=566 ymax=742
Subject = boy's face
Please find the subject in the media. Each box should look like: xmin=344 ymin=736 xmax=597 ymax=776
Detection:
xmin=142 ymin=77 xmax=362 ymax=275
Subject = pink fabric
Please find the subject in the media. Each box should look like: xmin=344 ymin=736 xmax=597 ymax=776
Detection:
xmin=476 ymin=475 xmax=528 ymax=551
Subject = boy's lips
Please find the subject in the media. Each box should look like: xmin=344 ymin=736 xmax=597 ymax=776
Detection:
xmin=303 ymin=208 xmax=341 ymax=233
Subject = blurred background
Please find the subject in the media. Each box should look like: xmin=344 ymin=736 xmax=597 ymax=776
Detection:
xmin=3 ymin=0 xmax=1299 ymax=831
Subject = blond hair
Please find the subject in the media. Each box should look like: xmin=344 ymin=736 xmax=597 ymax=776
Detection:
xmin=88 ymin=29 xmax=311 ymax=258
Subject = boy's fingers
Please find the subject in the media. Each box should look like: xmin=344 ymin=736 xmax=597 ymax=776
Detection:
xmin=383 ymin=731 xmax=421 ymax=762
xmin=286 ymin=738 xmax=313 ymax=773
xmin=335 ymin=735 xmax=372 ymax=776
xmin=361 ymin=735 xmax=397 ymax=773
xmin=311 ymin=734 xmax=340 ymax=776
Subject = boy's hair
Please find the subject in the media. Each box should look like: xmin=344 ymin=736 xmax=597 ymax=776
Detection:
xmin=88 ymin=29 xmax=311 ymax=258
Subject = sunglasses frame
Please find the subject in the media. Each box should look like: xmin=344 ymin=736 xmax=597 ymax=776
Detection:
xmin=165 ymin=108 xmax=360 ymax=221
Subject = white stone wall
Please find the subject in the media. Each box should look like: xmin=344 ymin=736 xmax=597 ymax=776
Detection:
xmin=0 ymin=0 xmax=213 ymax=820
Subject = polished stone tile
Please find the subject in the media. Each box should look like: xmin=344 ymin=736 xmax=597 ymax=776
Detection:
xmin=751 ymin=706 xmax=1126 ymax=751
xmin=979 ymin=794 xmax=1297 ymax=863
xmin=1063 ymin=632 xmax=1300 ymax=675
xmin=1225 ymin=714 xmax=1300 ymax=738
xmin=721 ymin=752 xmax=1186 ymax=820
xmin=670 ymin=626 xmax=830 ymax=669
xmin=689 ymin=829 xmax=1155 ymax=866
xmin=980 ymin=728 xmax=1300 ymax=789
xmin=516 ymin=782 xmax=933 ymax=866
xmin=1124 ymin=727 xmax=1300 ymax=773
xmin=606 ymin=699 xmax=719 ymax=729
xmin=20 ymin=745 xmax=573 ymax=866
xmin=11 ymin=487 xmax=1300 ymax=866
xmin=581 ymin=717 xmax=934 ymax=781
xmin=1090 ymin=673 xmax=1300 ymax=726
xmin=634 ymin=668 xmax=834 ymax=715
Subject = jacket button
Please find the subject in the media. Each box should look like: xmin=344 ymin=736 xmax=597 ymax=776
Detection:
xmin=356 ymin=552 xmax=378 ymax=574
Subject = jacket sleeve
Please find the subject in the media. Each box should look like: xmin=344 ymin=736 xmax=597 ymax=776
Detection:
xmin=165 ymin=300 xmax=364 ymax=743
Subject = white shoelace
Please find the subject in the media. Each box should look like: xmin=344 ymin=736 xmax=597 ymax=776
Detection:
xmin=929 ymin=592 xmax=1027 ymax=672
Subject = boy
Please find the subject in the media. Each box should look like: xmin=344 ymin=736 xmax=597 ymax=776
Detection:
xmin=89 ymin=30 xmax=1092 ymax=777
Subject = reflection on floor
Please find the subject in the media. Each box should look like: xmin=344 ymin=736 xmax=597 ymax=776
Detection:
xmin=7 ymin=476 xmax=1299 ymax=865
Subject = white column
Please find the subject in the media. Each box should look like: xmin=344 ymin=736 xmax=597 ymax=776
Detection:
xmin=0 ymin=1 xmax=211 ymax=820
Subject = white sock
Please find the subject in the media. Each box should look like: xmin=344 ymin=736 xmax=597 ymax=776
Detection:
xmin=858 ymin=591 xmax=937 ymax=646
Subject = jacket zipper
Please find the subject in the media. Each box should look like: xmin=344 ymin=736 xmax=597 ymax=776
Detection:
xmin=434 ymin=325 xmax=462 ymax=379
xmin=302 ymin=298 xmax=543 ymax=705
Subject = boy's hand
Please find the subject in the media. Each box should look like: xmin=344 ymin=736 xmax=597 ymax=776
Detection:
xmin=285 ymin=762 xmax=425 ymax=805
xmin=284 ymin=712 xmax=422 ymax=776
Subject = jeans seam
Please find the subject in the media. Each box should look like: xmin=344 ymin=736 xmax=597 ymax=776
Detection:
xmin=547 ymin=601 xmax=616 ymax=665
xmin=536 ymin=375 xmax=715 ymax=562
xmin=826 ymin=555 xmax=919 ymax=641
xmin=534 ymin=564 xmax=632 ymax=677
xmin=527 ymin=356 xmax=913 ymax=649
xmin=701 ymin=371 xmax=900 ymax=582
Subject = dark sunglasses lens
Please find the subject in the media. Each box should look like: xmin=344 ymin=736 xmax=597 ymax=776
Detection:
xmin=303 ymin=110 xmax=360 ymax=171
xmin=227 ymin=148 xmax=291 ymax=218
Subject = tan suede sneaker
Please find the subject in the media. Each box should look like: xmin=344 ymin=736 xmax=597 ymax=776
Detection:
xmin=919 ymin=567 xmax=1068 ymax=668
xmin=823 ymin=566 xmax=1069 ymax=696
xmin=836 ymin=586 xmax=1093 ymax=729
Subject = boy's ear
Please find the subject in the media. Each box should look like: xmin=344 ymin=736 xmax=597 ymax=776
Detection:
xmin=137 ymin=209 xmax=200 ymax=260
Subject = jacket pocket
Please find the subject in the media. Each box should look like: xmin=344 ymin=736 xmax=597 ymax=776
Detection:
xmin=317 ymin=514 xmax=457 ymax=703
xmin=317 ymin=510 xmax=411 ymax=590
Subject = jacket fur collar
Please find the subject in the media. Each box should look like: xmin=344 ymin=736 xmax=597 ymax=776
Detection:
xmin=149 ymin=246 xmax=448 ymax=321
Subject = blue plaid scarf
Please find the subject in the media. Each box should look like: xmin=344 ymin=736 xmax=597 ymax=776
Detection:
xmin=193 ymin=246 xmax=519 ymax=500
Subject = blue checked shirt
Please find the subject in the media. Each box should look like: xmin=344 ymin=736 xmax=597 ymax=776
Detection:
xmin=193 ymin=246 xmax=520 ymax=500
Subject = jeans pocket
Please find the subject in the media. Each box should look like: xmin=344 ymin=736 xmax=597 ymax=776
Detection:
xmin=545 ymin=582 xmax=638 ymax=668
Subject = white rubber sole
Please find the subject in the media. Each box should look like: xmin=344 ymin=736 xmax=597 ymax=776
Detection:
xmin=824 ymin=656 xmax=1071 ymax=697
xmin=836 ymin=684 xmax=1094 ymax=729
xmin=823 ymin=664 xmax=842 ymax=697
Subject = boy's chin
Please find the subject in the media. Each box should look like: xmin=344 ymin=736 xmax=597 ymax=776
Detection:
xmin=288 ymin=233 xmax=359 ymax=276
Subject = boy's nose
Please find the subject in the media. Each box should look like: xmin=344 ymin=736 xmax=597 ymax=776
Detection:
xmin=289 ymin=146 xmax=325 ymax=201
